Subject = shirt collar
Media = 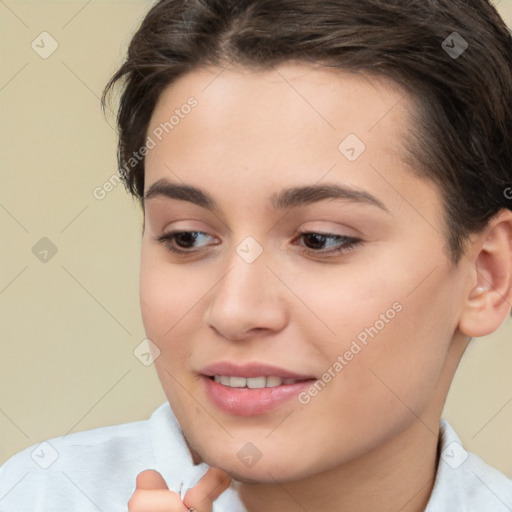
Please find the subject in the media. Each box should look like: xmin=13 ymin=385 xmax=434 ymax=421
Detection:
xmin=425 ymin=417 xmax=512 ymax=511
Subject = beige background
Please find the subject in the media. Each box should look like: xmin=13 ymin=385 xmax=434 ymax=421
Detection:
xmin=1 ymin=0 xmax=511 ymax=478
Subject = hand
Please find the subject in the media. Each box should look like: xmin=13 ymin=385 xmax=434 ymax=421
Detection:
xmin=128 ymin=466 xmax=232 ymax=512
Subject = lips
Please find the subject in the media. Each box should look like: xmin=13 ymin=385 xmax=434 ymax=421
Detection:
xmin=199 ymin=361 xmax=317 ymax=416
xmin=202 ymin=377 xmax=315 ymax=416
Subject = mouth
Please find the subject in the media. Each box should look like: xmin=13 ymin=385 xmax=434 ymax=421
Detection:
xmin=201 ymin=375 xmax=316 ymax=417
xmin=199 ymin=362 xmax=317 ymax=416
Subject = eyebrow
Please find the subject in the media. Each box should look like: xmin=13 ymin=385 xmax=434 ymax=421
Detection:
xmin=144 ymin=178 xmax=389 ymax=213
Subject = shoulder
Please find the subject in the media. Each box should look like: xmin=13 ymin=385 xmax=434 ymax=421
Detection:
xmin=0 ymin=404 xmax=168 ymax=512
xmin=0 ymin=413 xmax=152 ymax=474
xmin=426 ymin=418 xmax=512 ymax=511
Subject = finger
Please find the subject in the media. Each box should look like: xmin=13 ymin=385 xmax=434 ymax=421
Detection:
xmin=128 ymin=489 xmax=188 ymax=512
xmin=135 ymin=469 xmax=169 ymax=490
xmin=183 ymin=467 xmax=232 ymax=512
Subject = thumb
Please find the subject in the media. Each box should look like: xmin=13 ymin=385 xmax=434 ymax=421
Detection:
xmin=183 ymin=467 xmax=232 ymax=512
xmin=135 ymin=469 xmax=169 ymax=490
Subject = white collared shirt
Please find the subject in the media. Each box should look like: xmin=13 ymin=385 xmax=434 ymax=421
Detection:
xmin=0 ymin=402 xmax=510 ymax=511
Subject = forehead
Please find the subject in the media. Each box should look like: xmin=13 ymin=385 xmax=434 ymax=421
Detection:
xmin=143 ymin=62 xmax=430 ymax=212
xmin=147 ymin=63 xmax=413 ymax=146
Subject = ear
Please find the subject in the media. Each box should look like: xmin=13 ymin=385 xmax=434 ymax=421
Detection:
xmin=458 ymin=209 xmax=512 ymax=338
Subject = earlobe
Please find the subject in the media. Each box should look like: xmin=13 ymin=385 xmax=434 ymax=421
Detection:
xmin=458 ymin=209 xmax=512 ymax=338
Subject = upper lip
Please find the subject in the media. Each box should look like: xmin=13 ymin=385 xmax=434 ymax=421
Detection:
xmin=200 ymin=361 xmax=316 ymax=380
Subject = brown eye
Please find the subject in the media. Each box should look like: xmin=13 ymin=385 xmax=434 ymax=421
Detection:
xmin=295 ymin=232 xmax=362 ymax=256
xmin=156 ymin=231 xmax=215 ymax=254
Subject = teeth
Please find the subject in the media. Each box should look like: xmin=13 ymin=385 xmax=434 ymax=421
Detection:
xmin=219 ymin=375 xmax=230 ymax=386
xmin=246 ymin=377 xmax=266 ymax=389
xmin=266 ymin=376 xmax=282 ymax=387
xmin=229 ymin=376 xmax=246 ymax=388
xmin=212 ymin=375 xmax=300 ymax=388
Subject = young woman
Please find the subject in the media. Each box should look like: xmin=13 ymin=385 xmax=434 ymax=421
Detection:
xmin=1 ymin=1 xmax=511 ymax=511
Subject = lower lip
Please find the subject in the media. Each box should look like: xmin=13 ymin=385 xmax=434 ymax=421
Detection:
xmin=202 ymin=376 xmax=315 ymax=416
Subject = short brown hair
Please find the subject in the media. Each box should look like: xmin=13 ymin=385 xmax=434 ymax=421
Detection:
xmin=102 ymin=0 xmax=512 ymax=263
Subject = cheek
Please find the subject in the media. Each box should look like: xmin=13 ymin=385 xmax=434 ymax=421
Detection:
xmin=292 ymin=262 xmax=403 ymax=357
xmin=301 ymin=260 xmax=458 ymax=417
xmin=139 ymin=249 xmax=205 ymax=356
xmin=336 ymin=271 xmax=459 ymax=421
xmin=140 ymin=249 xmax=195 ymax=322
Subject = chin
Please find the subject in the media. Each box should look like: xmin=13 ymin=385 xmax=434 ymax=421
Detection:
xmin=230 ymin=472 xmax=268 ymax=484
xmin=231 ymin=467 xmax=294 ymax=484
xmin=222 ymin=454 xmax=311 ymax=484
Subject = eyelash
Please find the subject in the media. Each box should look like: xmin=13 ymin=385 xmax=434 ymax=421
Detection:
xmin=156 ymin=230 xmax=362 ymax=257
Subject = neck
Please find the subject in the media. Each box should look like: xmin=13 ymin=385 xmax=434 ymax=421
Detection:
xmin=233 ymin=417 xmax=440 ymax=512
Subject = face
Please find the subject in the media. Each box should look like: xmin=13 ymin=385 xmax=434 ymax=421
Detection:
xmin=139 ymin=63 xmax=470 ymax=483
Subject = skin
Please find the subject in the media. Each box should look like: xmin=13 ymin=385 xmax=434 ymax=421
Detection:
xmin=132 ymin=62 xmax=512 ymax=511
xmin=128 ymin=467 xmax=230 ymax=512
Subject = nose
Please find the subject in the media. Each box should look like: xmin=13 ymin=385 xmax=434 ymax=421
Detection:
xmin=203 ymin=247 xmax=289 ymax=341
